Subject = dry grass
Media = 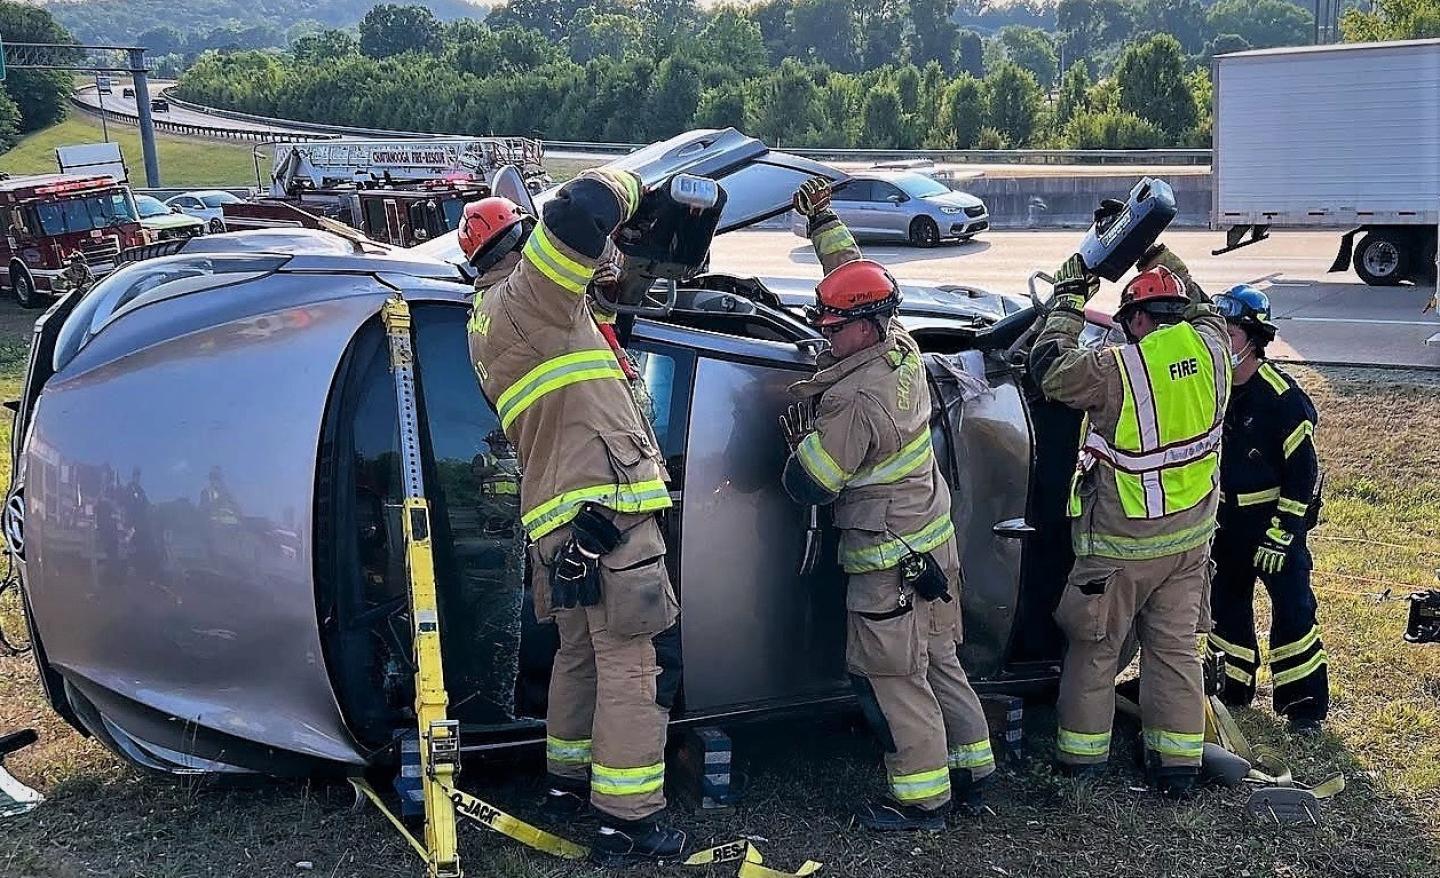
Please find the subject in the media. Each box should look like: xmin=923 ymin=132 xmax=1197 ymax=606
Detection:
xmin=0 ymin=324 xmax=1437 ymax=876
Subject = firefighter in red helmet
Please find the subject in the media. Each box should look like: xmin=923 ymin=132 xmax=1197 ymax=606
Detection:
xmin=781 ymin=177 xmax=994 ymax=831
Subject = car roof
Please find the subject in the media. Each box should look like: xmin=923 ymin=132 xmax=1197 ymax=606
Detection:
xmin=758 ymin=275 xmax=1022 ymax=325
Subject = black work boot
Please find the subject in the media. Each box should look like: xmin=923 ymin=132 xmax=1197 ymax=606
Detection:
xmin=1286 ymin=716 xmax=1323 ymax=737
xmin=1144 ymin=754 xmax=1200 ymax=801
xmin=539 ymin=774 xmax=590 ymax=823
xmin=949 ymin=769 xmax=995 ymax=816
xmin=588 ymin=814 xmax=687 ymax=867
xmin=1054 ymin=761 xmax=1106 ymax=781
xmin=854 ymin=798 xmax=948 ymax=831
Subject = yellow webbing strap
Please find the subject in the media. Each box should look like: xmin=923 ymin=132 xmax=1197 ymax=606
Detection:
xmin=350 ymin=779 xmax=432 ymax=862
xmin=443 ymin=783 xmax=589 ymax=860
xmin=686 ymin=841 xmax=823 ymax=877
xmin=1206 ymin=695 xmax=1254 ymax=763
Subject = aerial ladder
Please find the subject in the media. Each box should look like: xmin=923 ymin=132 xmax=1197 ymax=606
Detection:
xmin=267 ymin=137 xmax=547 ymax=198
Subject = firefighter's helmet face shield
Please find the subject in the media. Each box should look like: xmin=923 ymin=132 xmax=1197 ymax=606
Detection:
xmin=470 ymin=219 xmax=532 ymax=274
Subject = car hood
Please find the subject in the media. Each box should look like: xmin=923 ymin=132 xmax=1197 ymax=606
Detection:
xmin=922 ymin=190 xmax=984 ymax=209
xmin=758 ymin=275 xmax=1023 ymax=326
xmin=414 ymin=128 xmax=849 ymax=267
xmin=139 ymin=214 xmax=202 ymax=230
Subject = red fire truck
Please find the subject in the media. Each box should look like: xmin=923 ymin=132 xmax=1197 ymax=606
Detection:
xmin=0 ymin=174 xmax=147 ymax=308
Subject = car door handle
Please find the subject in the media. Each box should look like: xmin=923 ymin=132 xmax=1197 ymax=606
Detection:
xmin=993 ymin=518 xmax=1035 ymax=540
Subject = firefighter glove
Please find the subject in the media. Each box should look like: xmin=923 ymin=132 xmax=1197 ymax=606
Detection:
xmin=1053 ymin=253 xmax=1100 ymax=307
xmin=792 ymin=177 xmax=832 ymax=218
xmin=571 ymin=505 xmax=622 ymax=557
xmin=550 ymin=537 xmax=603 ymax=609
xmin=1254 ymin=519 xmax=1294 ymax=574
xmin=780 ymin=401 xmax=816 ymax=453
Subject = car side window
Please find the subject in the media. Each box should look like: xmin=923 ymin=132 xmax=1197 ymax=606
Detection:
xmin=872 ymin=183 xmax=904 ymax=203
xmin=627 ymin=346 xmax=693 ymax=467
xmin=833 ymin=180 xmax=871 ymax=203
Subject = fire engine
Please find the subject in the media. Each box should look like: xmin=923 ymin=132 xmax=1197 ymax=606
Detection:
xmin=0 ymin=174 xmax=147 ymax=308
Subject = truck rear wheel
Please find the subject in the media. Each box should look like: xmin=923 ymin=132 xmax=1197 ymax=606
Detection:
xmin=10 ymin=264 xmax=43 ymax=309
xmin=1355 ymin=232 xmax=1410 ymax=286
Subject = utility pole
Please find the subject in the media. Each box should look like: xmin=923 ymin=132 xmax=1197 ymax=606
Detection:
xmin=129 ymin=49 xmax=160 ymax=187
xmin=94 ymin=72 xmax=109 ymax=142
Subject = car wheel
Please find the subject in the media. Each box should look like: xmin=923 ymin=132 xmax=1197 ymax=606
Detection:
xmin=11 ymin=264 xmax=43 ymax=309
xmin=1354 ymin=231 xmax=1410 ymax=286
xmin=208 ymin=217 xmax=226 ymax=234
xmin=909 ymin=217 xmax=940 ymax=248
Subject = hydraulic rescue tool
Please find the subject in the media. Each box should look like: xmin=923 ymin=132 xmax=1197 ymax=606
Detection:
xmin=1076 ymin=178 xmax=1178 ymax=282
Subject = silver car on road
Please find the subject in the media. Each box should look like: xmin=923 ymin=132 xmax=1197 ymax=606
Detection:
xmin=790 ymin=170 xmax=989 ymax=247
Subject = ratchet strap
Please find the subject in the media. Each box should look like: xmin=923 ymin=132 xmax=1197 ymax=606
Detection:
xmin=442 ymin=782 xmax=588 ymax=859
xmin=687 ymin=840 xmax=823 ymax=876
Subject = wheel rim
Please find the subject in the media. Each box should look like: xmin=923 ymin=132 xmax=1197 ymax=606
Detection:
xmin=16 ymin=274 xmax=33 ymax=303
xmin=1363 ymin=240 xmax=1400 ymax=277
xmin=915 ymin=221 xmax=936 ymax=245
xmin=5 ymin=492 xmax=25 ymax=557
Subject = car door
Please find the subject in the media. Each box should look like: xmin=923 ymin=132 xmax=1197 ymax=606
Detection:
xmin=869 ymin=181 xmax=911 ymax=239
xmin=830 ymin=179 xmax=874 ymax=236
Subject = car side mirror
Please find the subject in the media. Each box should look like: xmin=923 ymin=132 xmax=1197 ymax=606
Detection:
xmin=170 ymin=207 xmax=181 ymax=214
xmin=887 ymin=194 xmax=905 ymax=205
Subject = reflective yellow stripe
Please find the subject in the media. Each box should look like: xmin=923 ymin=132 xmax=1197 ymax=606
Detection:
xmin=889 ymin=766 xmax=950 ymax=802
xmin=1236 ymin=487 xmax=1280 ymax=506
xmin=523 ymin=223 xmax=592 ymax=294
xmin=840 ymin=512 xmax=955 ymax=573
xmin=1224 ymin=664 xmax=1254 ymax=685
xmin=849 ymin=431 xmax=933 ymax=488
xmin=521 ymin=480 xmax=672 ymax=539
xmin=1074 ymin=518 xmax=1215 ymax=560
xmin=1259 ymin=362 xmax=1289 ymax=396
xmin=482 ymin=482 xmax=519 ymax=495
xmin=948 ymin=739 xmax=994 ymax=770
xmin=587 ymin=169 xmax=639 ymax=217
xmin=795 ymin=432 xmax=850 ymax=494
xmin=1272 ymin=650 xmax=1327 ymax=687
xmin=1282 ymin=420 xmax=1314 ymax=458
xmin=1277 ymin=496 xmax=1308 ymax=517
xmin=591 ymin=761 xmax=665 ymax=797
xmin=1057 ymin=727 xmax=1111 ymax=757
xmin=495 ymin=349 xmax=626 ymax=429
xmin=546 ymin=735 xmax=593 ymax=765
xmin=814 ymin=224 xmax=856 ymax=256
xmin=1143 ymin=728 xmax=1204 ymax=759
xmin=1269 ymin=625 xmax=1320 ymax=663
xmin=1207 ymin=632 xmax=1257 ymax=664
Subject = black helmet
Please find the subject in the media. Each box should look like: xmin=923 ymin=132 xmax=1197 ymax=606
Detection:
xmin=1214 ymin=284 xmax=1277 ymax=343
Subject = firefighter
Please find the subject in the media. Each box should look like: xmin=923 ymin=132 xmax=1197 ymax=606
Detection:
xmin=1207 ymin=284 xmax=1328 ymax=734
xmin=467 ymin=172 xmax=686 ymax=866
xmin=1028 ymin=255 xmax=1231 ymax=799
xmin=783 ymin=178 xmax=995 ymax=830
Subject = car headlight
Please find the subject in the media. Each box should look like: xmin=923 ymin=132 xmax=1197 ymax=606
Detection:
xmin=938 ymin=206 xmax=962 ymax=215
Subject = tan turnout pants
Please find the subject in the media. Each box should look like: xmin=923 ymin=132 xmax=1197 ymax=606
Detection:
xmin=532 ymin=513 xmax=681 ymax=822
xmin=1054 ymin=545 xmax=1209 ymax=769
xmin=847 ymin=568 xmax=995 ymax=811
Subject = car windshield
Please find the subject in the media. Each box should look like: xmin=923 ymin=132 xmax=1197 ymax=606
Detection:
xmin=134 ymin=195 xmax=169 ymax=219
xmin=200 ymin=192 xmax=241 ymax=208
xmin=34 ymin=192 xmax=137 ymax=235
xmin=893 ymin=173 xmax=951 ymax=199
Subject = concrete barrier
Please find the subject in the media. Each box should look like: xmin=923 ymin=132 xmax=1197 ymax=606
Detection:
xmin=947 ymin=172 xmax=1211 ymax=230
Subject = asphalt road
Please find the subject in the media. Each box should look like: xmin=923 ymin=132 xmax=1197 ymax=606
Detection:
xmin=74 ymin=82 xmax=320 ymax=136
xmin=710 ymin=228 xmax=1440 ymax=368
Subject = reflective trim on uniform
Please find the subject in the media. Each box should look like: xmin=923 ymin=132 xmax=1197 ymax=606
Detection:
xmin=1143 ymin=728 xmax=1204 ymax=760
xmin=1116 ymin=345 xmax=1161 ymax=451
xmin=1073 ymin=518 xmax=1215 ymax=561
xmin=1082 ymin=422 xmax=1222 ymax=474
xmin=495 ymin=349 xmax=627 ymax=429
xmin=591 ymin=761 xmax=665 ymax=797
xmin=1277 ymin=496 xmax=1309 ymax=517
xmin=522 ymin=480 xmax=672 ymax=539
xmin=546 ymin=735 xmax=593 ymax=765
xmin=1235 ymin=487 xmax=1281 ymax=506
xmin=947 ymin=739 xmax=995 ymax=770
xmin=1272 ymin=650 xmax=1328 ymax=687
xmin=889 ymin=766 xmax=951 ymax=803
xmin=840 ymin=513 xmax=955 ymax=573
xmin=814 ymin=224 xmax=857 ymax=257
xmin=848 ymin=431 xmax=934 ymax=489
xmin=1057 ymin=727 xmax=1111 ymax=757
xmin=1259 ymin=362 xmax=1289 ymax=396
xmin=1224 ymin=664 xmax=1254 ymax=685
xmin=1208 ymin=632 xmax=1257 ymax=664
xmin=796 ymin=432 xmax=851 ymax=494
xmin=523 ymin=223 xmax=593 ymax=295
xmin=1283 ymin=420 xmax=1315 ymax=458
xmin=1270 ymin=625 xmax=1321 ymax=663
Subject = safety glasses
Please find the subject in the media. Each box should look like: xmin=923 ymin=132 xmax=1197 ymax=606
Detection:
xmin=1213 ymin=295 xmax=1248 ymax=319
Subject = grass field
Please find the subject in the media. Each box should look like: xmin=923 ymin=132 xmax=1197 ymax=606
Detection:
xmin=0 ymin=298 xmax=1437 ymax=876
xmin=0 ymin=115 xmax=266 ymax=189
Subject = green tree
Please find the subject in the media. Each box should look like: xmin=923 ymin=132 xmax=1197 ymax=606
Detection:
xmin=136 ymin=26 xmax=186 ymax=56
xmin=1206 ymin=0 xmax=1313 ymax=50
xmin=0 ymin=1 xmax=77 ymax=133
xmin=1063 ymin=109 xmax=1166 ymax=148
xmin=293 ymin=29 xmax=359 ymax=63
xmin=1055 ymin=61 xmax=1091 ymax=127
xmin=998 ymin=26 xmax=1057 ymax=89
xmin=488 ymin=0 xmax=575 ymax=41
xmin=855 ymin=0 xmax=906 ymax=68
xmin=1056 ymin=0 xmax=1135 ymax=74
xmin=694 ymin=82 xmax=749 ymax=129
xmin=746 ymin=0 xmax=796 ymax=63
xmin=908 ymin=0 xmax=960 ymax=70
xmin=756 ymin=58 xmax=823 ymax=145
xmin=647 ymin=56 xmax=703 ymax=137
xmin=984 ymin=61 xmax=1042 ymax=147
xmin=1114 ymin=33 xmax=1197 ymax=141
xmin=1342 ymin=0 xmax=1440 ymax=40
xmin=0 ymin=91 xmax=20 ymax=152
xmin=789 ymin=0 xmax=861 ymax=71
xmin=691 ymin=8 xmax=768 ymax=76
xmin=957 ymin=29 xmax=984 ymax=77
xmin=1204 ymin=33 xmax=1253 ymax=56
xmin=359 ymin=4 xmax=442 ymax=59
xmin=894 ymin=65 xmax=922 ymax=112
xmin=936 ymin=74 xmax=984 ymax=148
xmin=817 ymin=74 xmax=859 ymax=144
xmin=566 ymin=10 xmax=644 ymax=62
xmin=1129 ymin=0 xmax=1206 ymax=53
xmin=860 ymin=85 xmax=903 ymax=147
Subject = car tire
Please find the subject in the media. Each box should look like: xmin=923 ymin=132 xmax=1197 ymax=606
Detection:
xmin=11 ymin=263 xmax=43 ymax=309
xmin=1354 ymin=231 xmax=1410 ymax=286
xmin=208 ymin=217 xmax=226 ymax=234
xmin=909 ymin=217 xmax=940 ymax=248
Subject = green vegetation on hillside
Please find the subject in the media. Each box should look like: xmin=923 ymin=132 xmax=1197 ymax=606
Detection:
xmin=0 ymin=116 xmax=265 ymax=188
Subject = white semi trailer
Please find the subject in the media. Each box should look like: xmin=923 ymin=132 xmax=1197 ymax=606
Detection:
xmin=1211 ymin=38 xmax=1439 ymax=288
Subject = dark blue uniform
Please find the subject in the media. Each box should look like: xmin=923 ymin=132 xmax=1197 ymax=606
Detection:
xmin=1208 ymin=361 xmax=1328 ymax=723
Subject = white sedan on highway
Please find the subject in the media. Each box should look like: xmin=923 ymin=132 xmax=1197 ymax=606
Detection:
xmin=165 ymin=190 xmax=244 ymax=233
xmin=791 ymin=170 xmax=989 ymax=247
